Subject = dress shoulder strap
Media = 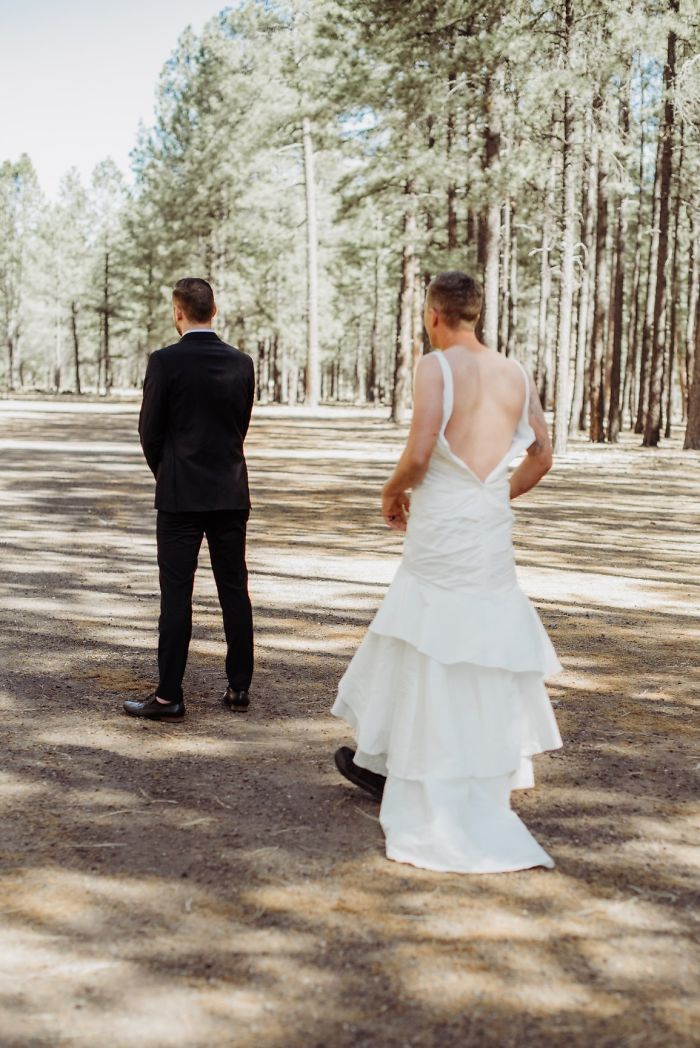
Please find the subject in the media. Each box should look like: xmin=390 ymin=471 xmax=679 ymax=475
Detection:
xmin=433 ymin=351 xmax=454 ymax=433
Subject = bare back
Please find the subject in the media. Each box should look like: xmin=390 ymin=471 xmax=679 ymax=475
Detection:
xmin=442 ymin=345 xmax=527 ymax=482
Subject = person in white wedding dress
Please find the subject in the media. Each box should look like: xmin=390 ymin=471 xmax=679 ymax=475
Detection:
xmin=332 ymin=271 xmax=562 ymax=874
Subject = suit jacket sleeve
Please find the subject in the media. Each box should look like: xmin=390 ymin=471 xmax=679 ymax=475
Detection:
xmin=241 ymin=355 xmax=255 ymax=439
xmin=139 ymin=352 xmax=168 ymax=476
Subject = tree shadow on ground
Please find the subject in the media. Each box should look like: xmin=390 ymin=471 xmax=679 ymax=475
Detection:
xmin=0 ymin=404 xmax=698 ymax=1047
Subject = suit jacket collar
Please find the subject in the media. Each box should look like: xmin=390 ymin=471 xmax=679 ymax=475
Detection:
xmin=178 ymin=331 xmax=223 ymax=343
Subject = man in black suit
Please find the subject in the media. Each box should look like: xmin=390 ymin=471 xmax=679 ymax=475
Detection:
xmin=124 ymin=277 xmax=255 ymax=723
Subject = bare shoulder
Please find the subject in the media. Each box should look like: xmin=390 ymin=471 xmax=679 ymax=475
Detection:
xmin=472 ymin=352 xmax=527 ymax=395
xmin=414 ymin=351 xmax=444 ymax=385
xmin=416 ymin=350 xmax=443 ymax=372
xmin=502 ymin=355 xmax=529 ymax=382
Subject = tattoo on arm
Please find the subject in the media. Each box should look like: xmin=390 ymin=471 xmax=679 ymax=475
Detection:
xmin=527 ymin=380 xmax=550 ymax=456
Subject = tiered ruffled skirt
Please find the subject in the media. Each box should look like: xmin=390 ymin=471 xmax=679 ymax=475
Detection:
xmin=332 ymin=557 xmax=563 ymax=873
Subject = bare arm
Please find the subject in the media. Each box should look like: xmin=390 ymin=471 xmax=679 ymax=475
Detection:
xmin=509 ymin=374 xmax=553 ymax=500
xmin=382 ymin=354 xmax=443 ymax=530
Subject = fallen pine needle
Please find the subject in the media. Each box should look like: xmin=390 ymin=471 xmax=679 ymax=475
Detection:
xmin=73 ymin=843 xmax=126 ymax=848
xmin=95 ymin=809 xmax=145 ymax=818
xmin=353 ymin=805 xmax=379 ymax=823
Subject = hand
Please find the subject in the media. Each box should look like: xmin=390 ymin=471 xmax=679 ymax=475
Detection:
xmin=382 ymin=488 xmax=410 ymax=531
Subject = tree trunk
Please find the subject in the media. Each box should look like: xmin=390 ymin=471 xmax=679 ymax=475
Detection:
xmin=607 ymin=77 xmax=630 ymax=443
xmin=624 ymin=55 xmax=645 ymax=425
xmin=507 ymin=201 xmax=518 ymax=358
xmin=482 ymin=80 xmax=501 ymax=350
xmin=477 ymin=213 xmax=487 ymax=269
xmin=684 ymin=217 xmax=698 ymax=418
xmin=644 ymin=3 xmax=678 ymax=446
xmin=424 ymin=116 xmax=435 ymax=326
xmin=607 ymin=206 xmax=625 ymax=442
xmin=392 ymin=183 xmax=417 ymax=424
xmin=499 ymin=199 xmax=511 ymax=355
xmin=7 ymin=337 xmax=15 ymax=392
xmin=355 ymin=319 xmax=367 ymax=404
xmin=302 ymin=116 xmax=320 ymax=408
xmin=272 ymin=334 xmax=282 ymax=403
xmin=256 ymin=339 xmax=265 ymax=401
xmin=287 ymin=360 xmax=299 ymax=406
xmin=635 ymin=130 xmax=662 ymax=434
xmin=447 ymin=72 xmax=458 ymax=252
xmin=467 ymin=208 xmax=478 ymax=264
xmin=589 ymin=139 xmax=609 ymax=444
xmin=53 ymin=295 xmax=62 ymax=392
xmin=663 ymin=138 xmax=683 ymax=438
xmin=102 ymin=250 xmax=112 ymax=395
xmin=570 ymin=116 xmax=596 ymax=435
xmin=624 ymin=239 xmax=642 ymax=428
xmin=553 ymin=35 xmax=576 ymax=457
xmin=367 ymin=252 xmax=380 ymax=402
xmin=665 ymin=326 xmax=676 ymax=438
xmin=552 ymin=0 xmax=577 ymax=448
xmin=684 ymin=294 xmax=700 ymax=448
xmin=483 ymin=202 xmax=500 ymax=349
xmin=412 ymin=270 xmax=424 ymax=368
xmin=70 ymin=300 xmax=81 ymax=395
xmin=623 ymin=87 xmax=646 ymax=430
xmin=536 ymin=167 xmax=555 ymax=407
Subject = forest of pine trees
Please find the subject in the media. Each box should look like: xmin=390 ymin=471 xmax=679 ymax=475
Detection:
xmin=2 ymin=0 xmax=700 ymax=450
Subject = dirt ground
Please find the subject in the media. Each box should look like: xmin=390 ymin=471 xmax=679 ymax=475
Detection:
xmin=0 ymin=397 xmax=698 ymax=1048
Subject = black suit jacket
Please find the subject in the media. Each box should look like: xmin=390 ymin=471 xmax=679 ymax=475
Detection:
xmin=138 ymin=332 xmax=255 ymax=512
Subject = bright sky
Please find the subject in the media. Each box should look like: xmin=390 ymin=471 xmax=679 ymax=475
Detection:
xmin=1 ymin=0 xmax=227 ymax=198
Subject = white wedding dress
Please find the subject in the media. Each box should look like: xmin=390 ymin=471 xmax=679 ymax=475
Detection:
xmin=332 ymin=350 xmax=562 ymax=873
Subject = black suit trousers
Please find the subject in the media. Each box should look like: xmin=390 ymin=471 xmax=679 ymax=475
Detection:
xmin=156 ymin=510 xmax=253 ymax=702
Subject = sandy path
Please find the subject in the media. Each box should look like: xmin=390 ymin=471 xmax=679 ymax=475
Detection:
xmin=0 ymin=399 xmax=698 ymax=1047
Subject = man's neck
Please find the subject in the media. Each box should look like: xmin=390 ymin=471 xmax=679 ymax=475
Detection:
xmin=179 ymin=323 xmax=215 ymax=335
xmin=433 ymin=327 xmax=484 ymax=351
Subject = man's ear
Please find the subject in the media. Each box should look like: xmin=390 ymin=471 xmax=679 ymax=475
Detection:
xmin=211 ymin=304 xmax=218 ymax=320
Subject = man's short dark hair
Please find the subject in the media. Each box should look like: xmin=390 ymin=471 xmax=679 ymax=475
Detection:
xmin=427 ymin=271 xmax=483 ymax=328
xmin=172 ymin=278 xmax=216 ymax=323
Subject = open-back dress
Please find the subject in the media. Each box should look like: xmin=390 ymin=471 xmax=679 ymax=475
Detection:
xmin=332 ymin=350 xmax=562 ymax=873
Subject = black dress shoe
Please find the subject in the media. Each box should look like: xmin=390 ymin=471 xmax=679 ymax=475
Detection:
xmin=123 ymin=693 xmax=185 ymax=722
xmin=222 ymin=686 xmax=250 ymax=712
xmin=334 ymin=746 xmax=386 ymax=801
